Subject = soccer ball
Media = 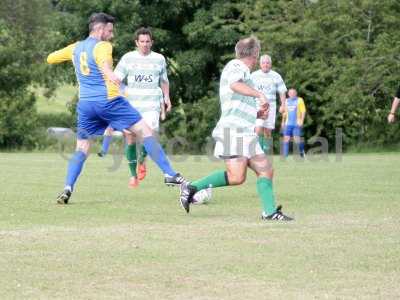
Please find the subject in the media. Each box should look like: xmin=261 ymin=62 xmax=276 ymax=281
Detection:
xmin=192 ymin=188 xmax=212 ymax=205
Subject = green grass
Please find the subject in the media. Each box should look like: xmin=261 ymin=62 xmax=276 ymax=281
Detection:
xmin=35 ymin=85 xmax=76 ymax=114
xmin=0 ymin=153 xmax=399 ymax=299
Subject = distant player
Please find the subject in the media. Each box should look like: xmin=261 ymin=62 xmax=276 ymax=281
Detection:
xmin=388 ymin=86 xmax=400 ymax=123
xmin=99 ymin=27 xmax=172 ymax=188
xmin=47 ymin=12 xmax=185 ymax=204
xmin=282 ymin=88 xmax=306 ymax=157
xmin=179 ymin=36 xmax=293 ymax=221
xmin=250 ymin=55 xmax=287 ymax=154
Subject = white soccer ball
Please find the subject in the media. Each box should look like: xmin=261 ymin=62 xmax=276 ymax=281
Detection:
xmin=192 ymin=188 xmax=212 ymax=205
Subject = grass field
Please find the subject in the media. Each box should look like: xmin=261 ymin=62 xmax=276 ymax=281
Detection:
xmin=0 ymin=152 xmax=399 ymax=299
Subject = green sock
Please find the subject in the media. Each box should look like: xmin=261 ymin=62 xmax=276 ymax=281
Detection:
xmin=191 ymin=170 xmax=229 ymax=191
xmin=258 ymin=135 xmax=270 ymax=154
xmin=125 ymin=144 xmax=137 ymax=177
xmin=256 ymin=177 xmax=276 ymax=215
xmin=139 ymin=145 xmax=147 ymax=164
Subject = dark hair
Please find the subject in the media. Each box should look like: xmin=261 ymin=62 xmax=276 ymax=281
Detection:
xmin=88 ymin=12 xmax=115 ymax=32
xmin=134 ymin=27 xmax=153 ymax=41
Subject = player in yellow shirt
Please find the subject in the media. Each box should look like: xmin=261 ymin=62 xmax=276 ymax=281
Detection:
xmin=281 ymin=88 xmax=306 ymax=157
xmin=47 ymin=12 xmax=185 ymax=204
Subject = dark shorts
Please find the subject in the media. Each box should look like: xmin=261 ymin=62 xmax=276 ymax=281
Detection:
xmin=77 ymin=97 xmax=142 ymax=139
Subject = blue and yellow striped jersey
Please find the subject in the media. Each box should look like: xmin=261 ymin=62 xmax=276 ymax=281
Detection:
xmin=282 ymin=97 xmax=306 ymax=126
xmin=47 ymin=37 xmax=120 ymax=101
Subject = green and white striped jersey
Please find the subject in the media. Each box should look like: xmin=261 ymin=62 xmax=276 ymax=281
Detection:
xmin=212 ymin=59 xmax=258 ymax=138
xmin=114 ymin=50 xmax=168 ymax=113
xmin=250 ymin=69 xmax=287 ymax=104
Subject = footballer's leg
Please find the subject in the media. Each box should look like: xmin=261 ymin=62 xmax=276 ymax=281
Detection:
xmin=129 ymin=118 xmax=185 ymax=186
xmin=98 ymin=127 xmax=114 ymax=157
xmin=249 ymin=154 xmax=293 ymax=221
xmin=257 ymin=102 xmax=275 ymax=154
xmin=255 ymin=123 xmax=268 ymax=154
xmin=106 ymin=97 xmax=186 ymax=186
xmin=137 ymin=111 xmax=160 ymax=181
xmin=57 ymin=138 xmax=91 ymax=204
xmin=282 ymin=125 xmax=293 ymax=158
xmin=263 ymin=128 xmax=273 ymax=154
xmin=124 ymin=132 xmax=139 ymax=188
xmin=179 ymin=157 xmax=247 ymax=213
xmin=137 ymin=145 xmax=147 ymax=181
xmin=293 ymin=126 xmax=305 ymax=158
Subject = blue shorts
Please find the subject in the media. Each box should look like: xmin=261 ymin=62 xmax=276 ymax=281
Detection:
xmin=77 ymin=97 xmax=142 ymax=139
xmin=283 ymin=125 xmax=302 ymax=137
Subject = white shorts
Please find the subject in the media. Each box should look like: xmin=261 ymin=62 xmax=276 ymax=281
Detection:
xmin=256 ymin=102 xmax=276 ymax=129
xmin=141 ymin=111 xmax=160 ymax=131
xmin=214 ymin=134 xmax=264 ymax=159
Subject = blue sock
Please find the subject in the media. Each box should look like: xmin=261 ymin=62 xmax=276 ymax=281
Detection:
xmin=143 ymin=136 xmax=176 ymax=176
xmin=101 ymin=135 xmax=112 ymax=155
xmin=65 ymin=151 xmax=87 ymax=190
xmin=283 ymin=141 xmax=289 ymax=157
xmin=299 ymin=141 xmax=305 ymax=155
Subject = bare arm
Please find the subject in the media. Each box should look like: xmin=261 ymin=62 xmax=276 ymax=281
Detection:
xmin=102 ymin=61 xmax=121 ymax=86
xmin=279 ymin=92 xmax=286 ymax=114
xmin=298 ymin=112 xmax=306 ymax=127
xmin=160 ymin=81 xmax=171 ymax=112
xmin=388 ymin=97 xmax=400 ymax=123
xmin=230 ymin=81 xmax=267 ymax=106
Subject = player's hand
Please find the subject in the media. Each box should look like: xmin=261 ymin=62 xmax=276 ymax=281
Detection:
xmin=102 ymin=62 xmax=122 ymax=86
xmin=257 ymin=102 xmax=269 ymax=120
xmin=388 ymin=113 xmax=395 ymax=123
xmin=298 ymin=120 xmax=304 ymax=127
xmin=279 ymin=105 xmax=285 ymax=114
xmin=164 ymin=97 xmax=172 ymax=112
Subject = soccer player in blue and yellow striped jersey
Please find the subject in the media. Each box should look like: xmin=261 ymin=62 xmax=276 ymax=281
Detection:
xmin=281 ymin=88 xmax=306 ymax=157
xmin=47 ymin=12 xmax=185 ymax=204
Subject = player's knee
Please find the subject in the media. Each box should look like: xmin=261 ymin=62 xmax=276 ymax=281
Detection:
xmin=131 ymin=119 xmax=153 ymax=138
xmin=227 ymin=172 xmax=246 ymax=185
xmin=125 ymin=132 xmax=136 ymax=144
xmin=264 ymin=128 xmax=272 ymax=138
xmin=76 ymin=140 xmax=90 ymax=154
xmin=257 ymin=167 xmax=273 ymax=179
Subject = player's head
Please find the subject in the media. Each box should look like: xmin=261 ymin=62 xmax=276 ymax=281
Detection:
xmin=88 ymin=12 xmax=115 ymax=41
xmin=134 ymin=27 xmax=153 ymax=55
xmin=260 ymin=54 xmax=272 ymax=73
xmin=235 ymin=36 xmax=260 ymax=69
xmin=288 ymin=88 xmax=297 ymax=98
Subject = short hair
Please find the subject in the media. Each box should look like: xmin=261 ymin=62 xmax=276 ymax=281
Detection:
xmin=260 ymin=54 xmax=272 ymax=64
xmin=235 ymin=36 xmax=261 ymax=59
xmin=134 ymin=27 xmax=153 ymax=41
xmin=88 ymin=12 xmax=115 ymax=32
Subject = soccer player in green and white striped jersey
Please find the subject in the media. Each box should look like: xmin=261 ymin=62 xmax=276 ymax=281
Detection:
xmin=250 ymin=55 xmax=287 ymax=154
xmin=179 ymin=36 xmax=293 ymax=221
xmin=100 ymin=27 xmax=171 ymax=188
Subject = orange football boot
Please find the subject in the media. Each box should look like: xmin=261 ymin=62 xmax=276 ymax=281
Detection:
xmin=137 ymin=163 xmax=147 ymax=181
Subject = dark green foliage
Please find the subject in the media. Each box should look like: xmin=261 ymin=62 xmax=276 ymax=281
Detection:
xmin=2 ymin=0 xmax=400 ymax=151
xmin=0 ymin=0 xmax=60 ymax=149
xmin=0 ymin=91 xmax=38 ymax=149
xmin=244 ymin=0 xmax=400 ymax=149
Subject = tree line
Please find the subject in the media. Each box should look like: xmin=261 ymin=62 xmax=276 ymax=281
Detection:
xmin=1 ymin=0 xmax=399 ymax=151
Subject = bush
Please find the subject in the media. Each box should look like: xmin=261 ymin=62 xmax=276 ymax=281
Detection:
xmin=0 ymin=91 xmax=38 ymax=149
